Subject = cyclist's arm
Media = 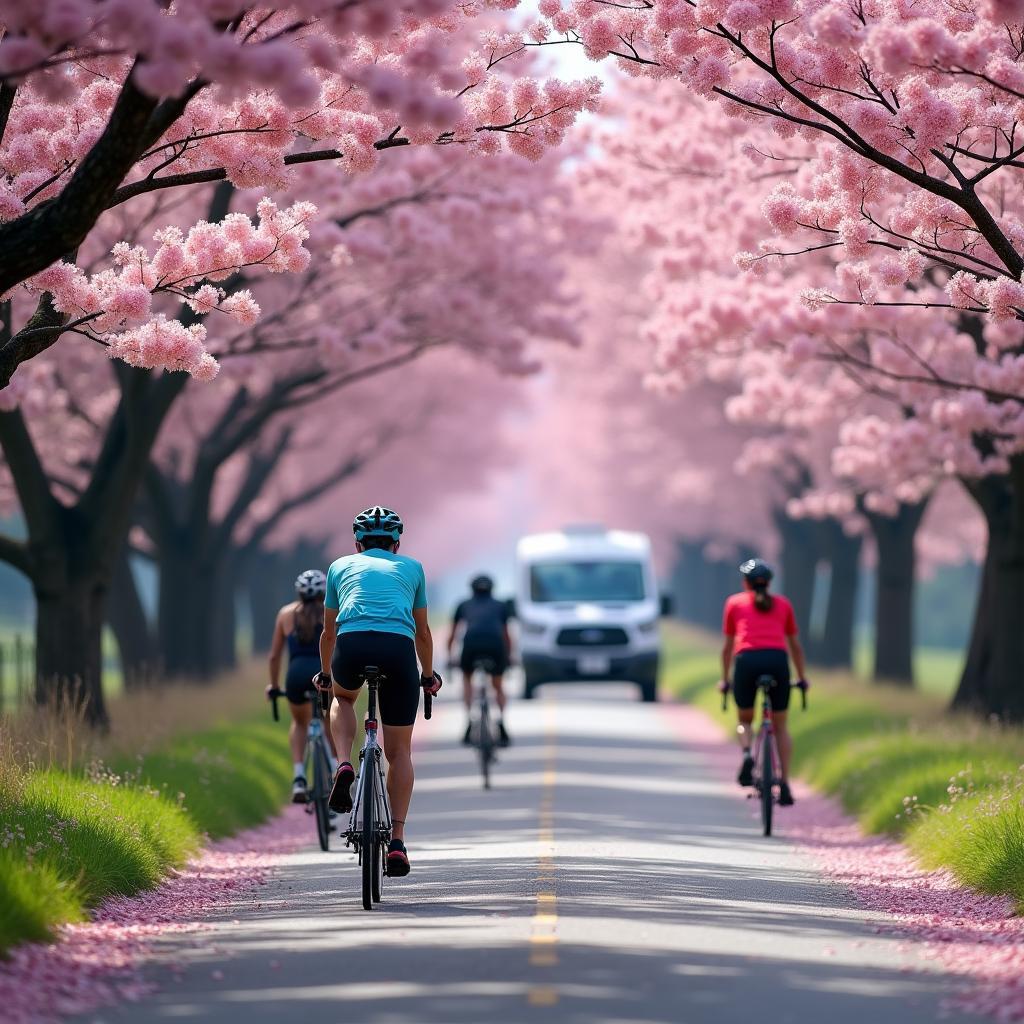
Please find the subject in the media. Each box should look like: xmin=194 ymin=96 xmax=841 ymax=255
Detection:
xmin=502 ymin=623 xmax=512 ymax=659
xmin=268 ymin=609 xmax=286 ymax=686
xmin=787 ymin=634 xmax=807 ymax=680
xmin=721 ymin=635 xmax=735 ymax=681
xmin=446 ymin=621 xmax=459 ymax=657
xmin=413 ymin=606 xmax=434 ymax=677
xmin=320 ymin=607 xmax=338 ymax=677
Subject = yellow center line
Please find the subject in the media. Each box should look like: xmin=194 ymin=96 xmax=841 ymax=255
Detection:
xmin=527 ymin=699 xmax=560 ymax=1004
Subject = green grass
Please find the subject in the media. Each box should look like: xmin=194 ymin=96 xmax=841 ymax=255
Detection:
xmin=663 ymin=625 xmax=1024 ymax=907
xmin=852 ymin=636 xmax=964 ymax=698
xmin=0 ymin=700 xmax=295 ymax=956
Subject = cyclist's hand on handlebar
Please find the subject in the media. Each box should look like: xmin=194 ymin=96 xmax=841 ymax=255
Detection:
xmin=421 ymin=671 xmax=442 ymax=696
xmin=265 ymin=684 xmax=281 ymax=701
xmin=795 ymin=678 xmax=810 ymax=691
xmin=716 ymin=679 xmax=731 ymax=694
xmin=312 ymin=670 xmax=332 ymax=691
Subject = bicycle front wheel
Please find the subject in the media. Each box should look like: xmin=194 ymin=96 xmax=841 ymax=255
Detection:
xmin=760 ymin=734 xmax=774 ymax=837
xmin=311 ymin=742 xmax=331 ymax=852
xmin=361 ymin=757 xmax=376 ymax=911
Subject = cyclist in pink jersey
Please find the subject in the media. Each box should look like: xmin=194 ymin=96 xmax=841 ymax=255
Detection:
xmin=719 ymin=559 xmax=808 ymax=806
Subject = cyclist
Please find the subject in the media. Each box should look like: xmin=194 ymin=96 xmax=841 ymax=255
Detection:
xmin=268 ymin=569 xmax=339 ymax=804
xmin=719 ymin=558 xmax=808 ymax=807
xmin=318 ymin=506 xmax=441 ymax=878
xmin=448 ymin=574 xmax=513 ymax=746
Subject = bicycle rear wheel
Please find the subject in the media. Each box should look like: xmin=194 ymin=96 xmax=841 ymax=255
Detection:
xmin=760 ymin=734 xmax=774 ymax=837
xmin=479 ymin=712 xmax=494 ymax=790
xmin=311 ymin=741 xmax=331 ymax=852
xmin=361 ymin=757 xmax=376 ymax=911
xmin=372 ymin=837 xmax=383 ymax=903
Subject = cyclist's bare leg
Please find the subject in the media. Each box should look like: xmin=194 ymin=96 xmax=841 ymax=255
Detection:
xmin=490 ymin=674 xmax=507 ymax=712
xmin=736 ymin=708 xmax=755 ymax=749
xmin=330 ymin=685 xmax=359 ymax=764
xmin=773 ymin=710 xmax=792 ymax=780
xmin=462 ymin=670 xmax=473 ymax=710
xmin=382 ymin=724 xmax=414 ymax=842
xmin=289 ymin=701 xmax=312 ymax=764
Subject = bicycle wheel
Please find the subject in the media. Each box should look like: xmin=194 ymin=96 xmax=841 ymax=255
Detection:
xmin=760 ymin=732 xmax=774 ymax=837
xmin=361 ymin=755 xmax=376 ymax=910
xmin=311 ymin=741 xmax=330 ymax=852
xmin=478 ymin=713 xmax=493 ymax=790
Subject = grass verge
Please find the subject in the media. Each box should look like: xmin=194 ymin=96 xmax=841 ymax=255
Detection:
xmin=663 ymin=624 xmax=1024 ymax=908
xmin=0 ymin=673 xmax=296 ymax=957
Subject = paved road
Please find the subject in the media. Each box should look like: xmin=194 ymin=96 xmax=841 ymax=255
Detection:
xmin=95 ymin=683 xmax=981 ymax=1024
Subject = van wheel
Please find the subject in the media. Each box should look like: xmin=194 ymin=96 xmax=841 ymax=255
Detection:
xmin=639 ymin=680 xmax=657 ymax=703
xmin=522 ymin=674 xmax=540 ymax=700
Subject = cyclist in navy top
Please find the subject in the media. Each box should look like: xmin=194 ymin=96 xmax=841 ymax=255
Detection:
xmin=268 ymin=570 xmax=339 ymax=804
xmin=448 ymin=574 xmax=513 ymax=746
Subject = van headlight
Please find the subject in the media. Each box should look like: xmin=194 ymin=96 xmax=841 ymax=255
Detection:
xmin=519 ymin=620 xmax=546 ymax=635
xmin=636 ymin=618 xmax=659 ymax=634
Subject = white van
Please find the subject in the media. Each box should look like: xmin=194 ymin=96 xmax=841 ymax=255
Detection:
xmin=514 ymin=525 xmax=665 ymax=701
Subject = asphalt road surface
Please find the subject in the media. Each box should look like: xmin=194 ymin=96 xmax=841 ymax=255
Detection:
xmin=93 ymin=681 xmax=982 ymax=1024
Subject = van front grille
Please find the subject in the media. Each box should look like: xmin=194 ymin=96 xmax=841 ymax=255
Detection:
xmin=556 ymin=627 xmax=629 ymax=647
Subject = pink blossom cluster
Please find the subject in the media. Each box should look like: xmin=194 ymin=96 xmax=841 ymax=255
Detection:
xmin=532 ymin=0 xmax=1024 ymax=327
xmin=21 ymin=198 xmax=315 ymax=380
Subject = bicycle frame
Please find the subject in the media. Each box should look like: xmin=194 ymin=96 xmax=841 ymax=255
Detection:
xmin=750 ymin=684 xmax=783 ymax=788
xmin=348 ymin=672 xmax=392 ymax=844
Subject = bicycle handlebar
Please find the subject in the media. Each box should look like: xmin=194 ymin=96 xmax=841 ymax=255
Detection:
xmin=423 ymin=685 xmax=433 ymax=720
xmin=266 ymin=685 xmax=283 ymax=721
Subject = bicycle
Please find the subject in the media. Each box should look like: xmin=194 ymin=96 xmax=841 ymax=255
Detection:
xmin=722 ymin=674 xmax=807 ymax=837
xmin=268 ymin=681 xmax=335 ymax=852
xmin=465 ymin=656 xmax=499 ymax=790
xmin=346 ymin=665 xmax=433 ymax=911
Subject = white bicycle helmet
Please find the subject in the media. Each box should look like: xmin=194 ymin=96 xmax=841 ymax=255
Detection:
xmin=295 ymin=569 xmax=327 ymax=600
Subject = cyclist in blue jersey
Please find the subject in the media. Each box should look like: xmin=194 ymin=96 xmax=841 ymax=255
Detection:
xmin=318 ymin=506 xmax=441 ymax=877
xmin=268 ymin=570 xmax=339 ymax=803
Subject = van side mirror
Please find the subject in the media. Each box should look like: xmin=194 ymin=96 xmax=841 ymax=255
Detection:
xmin=505 ymin=598 xmax=517 ymax=619
xmin=660 ymin=594 xmax=673 ymax=617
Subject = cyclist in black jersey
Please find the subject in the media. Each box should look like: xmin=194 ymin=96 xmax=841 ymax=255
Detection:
xmin=268 ymin=570 xmax=339 ymax=803
xmin=448 ymin=574 xmax=513 ymax=746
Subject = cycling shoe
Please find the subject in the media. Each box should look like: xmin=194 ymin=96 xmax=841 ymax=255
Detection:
xmin=737 ymin=755 xmax=754 ymax=787
xmin=386 ymin=839 xmax=411 ymax=877
xmin=328 ymin=762 xmax=355 ymax=813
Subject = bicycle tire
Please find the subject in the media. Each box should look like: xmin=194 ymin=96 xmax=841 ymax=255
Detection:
xmin=372 ymin=836 xmax=383 ymax=903
xmin=311 ymin=741 xmax=330 ymax=853
xmin=361 ymin=755 xmax=375 ymax=911
xmin=761 ymin=732 xmax=774 ymax=837
xmin=479 ymin=712 xmax=493 ymax=790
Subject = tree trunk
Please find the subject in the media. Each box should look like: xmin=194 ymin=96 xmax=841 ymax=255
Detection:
xmin=670 ymin=540 xmax=705 ymax=625
xmin=815 ymin=519 xmax=862 ymax=669
xmin=246 ymin=547 xmax=287 ymax=655
xmin=107 ymin=545 xmax=159 ymax=688
xmin=774 ymin=510 xmax=817 ymax=641
xmin=34 ymin=579 xmax=107 ymax=728
xmin=867 ymin=500 xmax=928 ymax=686
xmin=952 ymin=459 xmax=1024 ymax=721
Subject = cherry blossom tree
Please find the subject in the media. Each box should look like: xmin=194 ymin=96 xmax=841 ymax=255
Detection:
xmin=534 ymin=0 xmax=1024 ymax=714
xmin=0 ymin=1 xmax=600 ymax=383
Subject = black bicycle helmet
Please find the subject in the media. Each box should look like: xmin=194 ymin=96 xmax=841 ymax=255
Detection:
xmin=739 ymin=558 xmax=774 ymax=583
xmin=352 ymin=505 xmax=404 ymax=541
xmin=470 ymin=574 xmax=494 ymax=595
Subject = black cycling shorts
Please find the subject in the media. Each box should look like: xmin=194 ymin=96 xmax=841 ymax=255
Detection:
xmin=285 ymin=655 xmax=320 ymax=705
xmin=331 ymin=630 xmax=420 ymax=727
xmin=460 ymin=639 xmax=508 ymax=676
xmin=732 ymin=648 xmax=791 ymax=711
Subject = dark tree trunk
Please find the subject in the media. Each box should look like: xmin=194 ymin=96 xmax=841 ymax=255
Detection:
xmin=814 ymin=519 xmax=862 ymax=669
xmin=107 ymin=545 xmax=159 ymax=688
xmin=34 ymin=577 xmax=107 ymax=728
xmin=952 ymin=458 xmax=1024 ymax=720
xmin=867 ymin=500 xmax=928 ymax=686
xmin=246 ymin=547 xmax=287 ymax=655
xmin=670 ymin=540 xmax=706 ymax=625
xmin=774 ymin=510 xmax=817 ymax=641
xmin=157 ymin=535 xmax=232 ymax=679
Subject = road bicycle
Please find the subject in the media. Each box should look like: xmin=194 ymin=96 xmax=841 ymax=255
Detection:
xmin=465 ymin=656 xmax=499 ymax=790
xmin=268 ymin=681 xmax=335 ymax=852
xmin=346 ymin=665 xmax=433 ymax=911
xmin=722 ymin=674 xmax=807 ymax=837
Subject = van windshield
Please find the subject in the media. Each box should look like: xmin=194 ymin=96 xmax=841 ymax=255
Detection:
xmin=529 ymin=561 xmax=646 ymax=603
